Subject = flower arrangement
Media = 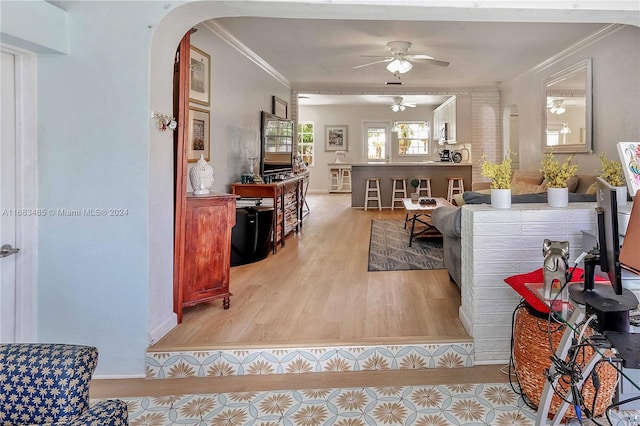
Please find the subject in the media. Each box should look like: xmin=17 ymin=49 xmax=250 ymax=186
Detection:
xmin=540 ymin=151 xmax=578 ymax=188
xmin=597 ymin=152 xmax=625 ymax=187
xmin=481 ymin=152 xmax=513 ymax=189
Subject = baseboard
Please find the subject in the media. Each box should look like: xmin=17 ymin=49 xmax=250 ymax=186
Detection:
xmin=93 ymin=373 xmax=147 ymax=380
xmin=148 ymin=312 xmax=177 ymax=345
xmin=459 ymin=305 xmax=473 ymax=335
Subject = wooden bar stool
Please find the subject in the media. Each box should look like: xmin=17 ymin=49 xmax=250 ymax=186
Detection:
xmin=391 ymin=177 xmax=407 ymax=210
xmin=364 ymin=177 xmax=382 ymax=211
xmin=340 ymin=168 xmax=352 ymax=192
xmin=416 ymin=177 xmax=432 ymax=197
xmin=447 ymin=177 xmax=465 ymax=203
xmin=329 ymin=169 xmax=340 ymax=192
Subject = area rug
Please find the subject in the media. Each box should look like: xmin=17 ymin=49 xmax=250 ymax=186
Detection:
xmin=368 ymin=219 xmax=445 ymax=271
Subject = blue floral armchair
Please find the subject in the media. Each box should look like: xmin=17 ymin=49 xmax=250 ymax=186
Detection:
xmin=0 ymin=343 xmax=128 ymax=425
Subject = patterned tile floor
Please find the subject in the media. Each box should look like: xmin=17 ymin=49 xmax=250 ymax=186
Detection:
xmin=123 ymin=382 xmax=539 ymax=426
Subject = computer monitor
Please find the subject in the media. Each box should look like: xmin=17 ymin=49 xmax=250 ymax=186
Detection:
xmin=595 ymin=177 xmax=623 ymax=295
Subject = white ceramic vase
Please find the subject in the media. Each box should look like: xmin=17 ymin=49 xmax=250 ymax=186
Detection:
xmin=491 ymin=188 xmax=511 ymax=209
xmin=548 ymin=187 xmax=568 ymax=208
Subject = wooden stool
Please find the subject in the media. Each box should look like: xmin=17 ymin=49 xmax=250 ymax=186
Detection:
xmin=391 ymin=177 xmax=407 ymax=210
xmin=329 ymin=169 xmax=340 ymax=192
xmin=416 ymin=177 xmax=432 ymax=197
xmin=340 ymin=168 xmax=352 ymax=192
xmin=447 ymin=177 xmax=465 ymax=203
xmin=364 ymin=177 xmax=382 ymax=211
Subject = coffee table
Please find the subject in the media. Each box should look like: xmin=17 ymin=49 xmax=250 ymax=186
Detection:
xmin=402 ymin=197 xmax=453 ymax=246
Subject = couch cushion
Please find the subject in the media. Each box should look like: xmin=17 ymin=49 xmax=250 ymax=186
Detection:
xmin=462 ymin=191 xmax=596 ymax=205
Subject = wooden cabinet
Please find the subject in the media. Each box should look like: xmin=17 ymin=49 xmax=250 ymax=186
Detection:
xmin=433 ymin=95 xmax=472 ymax=144
xmin=231 ymin=173 xmax=307 ymax=253
xmin=180 ymin=193 xmax=237 ymax=311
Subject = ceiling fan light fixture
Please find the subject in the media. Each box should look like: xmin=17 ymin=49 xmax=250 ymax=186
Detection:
xmin=386 ymin=58 xmax=413 ymax=74
xmin=549 ymin=100 xmax=566 ymax=115
xmin=391 ymin=104 xmax=400 ymax=112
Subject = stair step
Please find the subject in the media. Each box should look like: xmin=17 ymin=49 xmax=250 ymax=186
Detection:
xmin=145 ymin=340 xmax=474 ymax=379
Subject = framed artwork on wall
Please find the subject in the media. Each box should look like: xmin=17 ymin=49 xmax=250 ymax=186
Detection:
xmin=188 ymin=107 xmax=210 ymax=162
xmin=617 ymin=141 xmax=640 ymax=197
xmin=325 ymin=125 xmax=348 ymax=152
xmin=189 ymin=45 xmax=210 ymax=106
xmin=272 ymin=96 xmax=288 ymax=118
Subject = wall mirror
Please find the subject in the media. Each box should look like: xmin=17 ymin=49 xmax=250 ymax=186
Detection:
xmin=542 ymin=58 xmax=592 ymax=153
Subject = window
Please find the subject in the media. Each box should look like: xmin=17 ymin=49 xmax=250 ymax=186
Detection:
xmin=394 ymin=121 xmax=430 ymax=155
xmin=297 ymin=122 xmax=314 ymax=166
xmin=365 ymin=123 xmax=389 ymax=161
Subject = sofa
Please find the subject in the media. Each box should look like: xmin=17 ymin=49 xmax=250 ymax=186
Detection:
xmin=0 ymin=343 xmax=128 ymax=425
xmin=431 ymin=171 xmax=597 ymax=287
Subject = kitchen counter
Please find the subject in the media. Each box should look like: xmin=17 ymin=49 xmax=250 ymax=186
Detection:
xmin=350 ymin=162 xmax=472 ymax=208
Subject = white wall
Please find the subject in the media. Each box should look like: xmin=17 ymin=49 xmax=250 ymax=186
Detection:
xmin=186 ymin=24 xmax=290 ymax=193
xmin=501 ymin=25 xmax=640 ymax=175
xmin=299 ymin=104 xmax=436 ymax=191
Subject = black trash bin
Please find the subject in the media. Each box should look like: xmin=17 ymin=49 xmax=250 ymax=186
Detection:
xmin=231 ymin=206 xmax=274 ymax=266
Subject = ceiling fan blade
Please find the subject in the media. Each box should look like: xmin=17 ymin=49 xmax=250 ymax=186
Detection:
xmin=405 ymin=104 xmax=416 ymax=107
xmin=412 ymin=57 xmax=450 ymax=67
xmin=353 ymin=58 xmax=392 ymax=69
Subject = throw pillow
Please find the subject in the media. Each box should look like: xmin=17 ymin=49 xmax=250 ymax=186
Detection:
xmin=511 ymin=180 xmax=546 ymax=195
xmin=511 ymin=170 xmax=544 ymax=185
xmin=567 ymin=175 xmax=580 ymax=193
xmin=586 ymin=182 xmax=597 ymax=195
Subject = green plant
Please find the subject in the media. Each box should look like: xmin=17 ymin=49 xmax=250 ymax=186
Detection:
xmin=481 ymin=151 xmax=513 ymax=189
xmin=540 ymin=151 xmax=578 ymax=188
xmin=597 ymin=152 xmax=625 ymax=187
xmin=409 ymin=178 xmax=420 ymax=189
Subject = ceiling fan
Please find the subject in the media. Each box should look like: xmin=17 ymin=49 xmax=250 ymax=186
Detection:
xmin=354 ymin=41 xmax=450 ymax=75
xmin=390 ymin=96 xmax=416 ymax=112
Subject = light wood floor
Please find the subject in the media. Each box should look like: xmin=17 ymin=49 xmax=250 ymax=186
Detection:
xmin=92 ymin=194 xmax=508 ymax=399
xmin=151 ymin=193 xmax=469 ymax=351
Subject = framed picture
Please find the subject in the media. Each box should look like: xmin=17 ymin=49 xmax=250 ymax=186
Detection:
xmin=325 ymin=125 xmax=348 ymax=151
xmin=617 ymin=141 xmax=640 ymax=197
xmin=272 ymin=96 xmax=288 ymax=118
xmin=188 ymin=107 xmax=210 ymax=162
xmin=189 ymin=45 xmax=210 ymax=106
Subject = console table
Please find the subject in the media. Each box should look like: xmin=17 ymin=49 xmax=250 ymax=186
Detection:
xmin=231 ymin=173 xmax=308 ymax=254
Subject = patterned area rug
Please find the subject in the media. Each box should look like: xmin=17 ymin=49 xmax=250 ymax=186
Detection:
xmin=368 ymin=219 xmax=445 ymax=271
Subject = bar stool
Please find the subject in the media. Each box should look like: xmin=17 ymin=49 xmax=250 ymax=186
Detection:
xmin=447 ymin=177 xmax=465 ymax=203
xmin=364 ymin=177 xmax=382 ymax=211
xmin=391 ymin=177 xmax=407 ymax=210
xmin=340 ymin=168 xmax=352 ymax=192
xmin=329 ymin=169 xmax=340 ymax=192
xmin=416 ymin=177 xmax=432 ymax=197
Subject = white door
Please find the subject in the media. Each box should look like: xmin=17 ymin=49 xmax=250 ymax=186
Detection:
xmin=0 ymin=46 xmax=37 ymax=343
xmin=1 ymin=51 xmax=18 ymax=342
xmin=363 ymin=121 xmax=391 ymax=162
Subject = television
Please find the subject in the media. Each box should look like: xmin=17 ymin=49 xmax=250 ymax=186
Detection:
xmin=260 ymin=111 xmax=294 ymax=178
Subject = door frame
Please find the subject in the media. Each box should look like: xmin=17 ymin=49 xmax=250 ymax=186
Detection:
xmin=1 ymin=44 xmax=38 ymax=342
xmin=362 ymin=120 xmax=391 ymax=162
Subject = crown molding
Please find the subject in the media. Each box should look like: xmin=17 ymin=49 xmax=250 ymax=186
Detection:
xmin=201 ymin=20 xmax=290 ymax=89
xmin=502 ymin=23 xmax=625 ymax=89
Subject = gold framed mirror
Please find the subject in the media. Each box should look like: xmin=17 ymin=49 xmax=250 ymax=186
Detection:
xmin=542 ymin=58 xmax=592 ymax=153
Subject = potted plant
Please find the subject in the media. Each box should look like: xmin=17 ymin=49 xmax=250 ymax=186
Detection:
xmin=540 ymin=151 xmax=578 ymax=207
xmin=597 ymin=152 xmax=627 ymax=205
xmin=481 ymin=151 xmax=513 ymax=208
xmin=409 ymin=178 xmax=420 ymax=202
